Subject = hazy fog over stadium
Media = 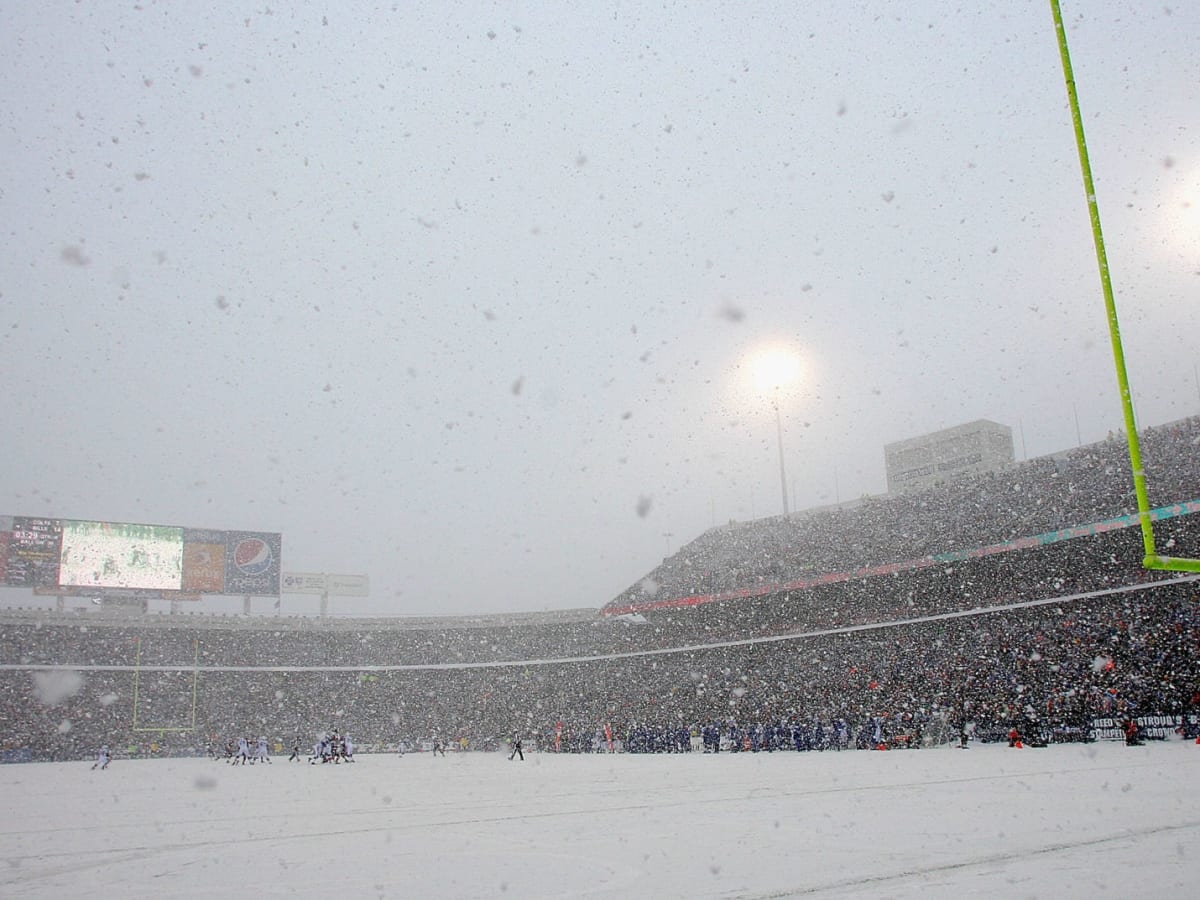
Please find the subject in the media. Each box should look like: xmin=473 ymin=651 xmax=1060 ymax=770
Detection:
xmin=2 ymin=1 xmax=1198 ymax=618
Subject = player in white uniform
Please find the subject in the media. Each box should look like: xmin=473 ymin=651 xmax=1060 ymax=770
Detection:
xmin=255 ymin=736 xmax=271 ymax=763
xmin=310 ymin=736 xmax=329 ymax=763
xmin=92 ymin=745 xmax=111 ymax=770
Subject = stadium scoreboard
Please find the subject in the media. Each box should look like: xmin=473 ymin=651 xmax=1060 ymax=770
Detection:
xmin=884 ymin=420 xmax=1014 ymax=494
xmin=0 ymin=516 xmax=281 ymax=597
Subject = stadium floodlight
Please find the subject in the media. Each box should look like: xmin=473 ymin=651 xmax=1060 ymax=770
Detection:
xmin=1049 ymin=0 xmax=1200 ymax=574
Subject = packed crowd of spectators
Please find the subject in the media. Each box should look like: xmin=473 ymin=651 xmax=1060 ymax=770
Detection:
xmin=608 ymin=415 xmax=1200 ymax=608
xmin=2 ymin=574 xmax=1196 ymax=761
xmin=1 ymin=417 xmax=1197 ymax=761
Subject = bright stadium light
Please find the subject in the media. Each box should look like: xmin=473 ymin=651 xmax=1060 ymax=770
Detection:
xmin=748 ymin=345 xmax=802 ymax=397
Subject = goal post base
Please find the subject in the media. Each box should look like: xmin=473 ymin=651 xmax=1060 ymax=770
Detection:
xmin=1144 ymin=555 xmax=1200 ymax=574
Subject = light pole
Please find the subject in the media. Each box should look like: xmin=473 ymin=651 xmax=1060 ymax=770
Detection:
xmin=746 ymin=345 xmax=801 ymax=519
xmin=773 ymin=389 xmax=789 ymax=516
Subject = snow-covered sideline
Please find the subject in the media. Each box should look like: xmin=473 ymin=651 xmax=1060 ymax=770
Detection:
xmin=1 ymin=741 xmax=1196 ymax=899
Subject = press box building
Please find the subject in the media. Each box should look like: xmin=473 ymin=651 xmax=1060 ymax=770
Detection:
xmin=884 ymin=419 xmax=1015 ymax=494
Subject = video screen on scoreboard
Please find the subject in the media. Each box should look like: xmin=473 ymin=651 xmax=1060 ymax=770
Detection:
xmin=58 ymin=520 xmax=184 ymax=590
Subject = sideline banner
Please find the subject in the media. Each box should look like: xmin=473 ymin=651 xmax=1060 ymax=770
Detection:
xmin=1091 ymin=714 xmax=1195 ymax=741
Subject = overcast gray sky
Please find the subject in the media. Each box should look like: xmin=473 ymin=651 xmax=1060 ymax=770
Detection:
xmin=2 ymin=1 xmax=1197 ymax=617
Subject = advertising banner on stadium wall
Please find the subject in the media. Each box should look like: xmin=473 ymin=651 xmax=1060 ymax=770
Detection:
xmin=282 ymin=572 xmax=328 ymax=594
xmin=327 ymin=573 xmax=369 ymax=596
xmin=279 ymin=573 xmax=369 ymax=596
xmin=224 ymin=531 xmax=282 ymax=596
xmin=1092 ymin=715 xmax=1189 ymax=741
xmin=5 ymin=517 xmax=63 ymax=587
xmin=182 ymin=528 xmax=227 ymax=594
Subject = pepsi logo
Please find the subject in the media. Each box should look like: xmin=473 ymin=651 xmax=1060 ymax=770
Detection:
xmin=233 ymin=538 xmax=273 ymax=576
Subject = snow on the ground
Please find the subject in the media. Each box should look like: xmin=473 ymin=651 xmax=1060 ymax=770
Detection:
xmin=1 ymin=741 xmax=1196 ymax=899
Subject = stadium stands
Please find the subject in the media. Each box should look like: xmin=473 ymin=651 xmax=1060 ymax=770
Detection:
xmin=1 ymin=417 xmax=1197 ymax=760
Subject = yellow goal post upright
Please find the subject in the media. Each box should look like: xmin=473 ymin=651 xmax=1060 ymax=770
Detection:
xmin=1049 ymin=0 xmax=1200 ymax=574
xmin=131 ymin=636 xmax=201 ymax=736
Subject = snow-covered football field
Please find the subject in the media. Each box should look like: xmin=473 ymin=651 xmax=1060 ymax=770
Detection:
xmin=1 ymin=740 xmax=1196 ymax=898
